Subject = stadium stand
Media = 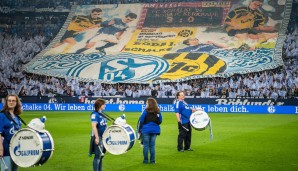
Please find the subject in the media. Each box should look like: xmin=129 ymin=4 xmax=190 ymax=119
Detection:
xmin=0 ymin=0 xmax=297 ymax=99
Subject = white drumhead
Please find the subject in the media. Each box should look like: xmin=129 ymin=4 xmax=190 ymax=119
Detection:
xmin=9 ymin=128 xmax=43 ymax=167
xmin=102 ymin=124 xmax=135 ymax=155
xmin=190 ymin=110 xmax=210 ymax=131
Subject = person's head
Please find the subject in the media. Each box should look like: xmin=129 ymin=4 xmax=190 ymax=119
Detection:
xmin=1 ymin=94 xmax=22 ymax=116
xmin=94 ymin=98 xmax=106 ymax=112
xmin=176 ymin=91 xmax=185 ymax=100
xmin=182 ymin=38 xmax=199 ymax=46
xmin=122 ymin=13 xmax=137 ymax=23
xmin=249 ymin=0 xmax=263 ymax=10
xmin=146 ymin=97 xmax=160 ymax=114
xmin=90 ymin=8 xmax=102 ymax=19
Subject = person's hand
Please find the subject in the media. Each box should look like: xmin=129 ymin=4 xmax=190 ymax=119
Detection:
xmin=191 ymin=108 xmax=196 ymax=113
xmin=95 ymin=137 xmax=99 ymax=145
xmin=178 ymin=122 xmax=182 ymax=127
xmin=0 ymin=149 xmax=3 ymax=158
xmin=196 ymin=107 xmax=203 ymax=111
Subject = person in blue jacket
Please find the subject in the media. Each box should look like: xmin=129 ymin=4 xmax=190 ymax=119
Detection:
xmin=138 ymin=97 xmax=162 ymax=164
xmin=174 ymin=91 xmax=196 ymax=152
xmin=0 ymin=94 xmax=23 ymax=171
xmin=90 ymin=98 xmax=108 ymax=171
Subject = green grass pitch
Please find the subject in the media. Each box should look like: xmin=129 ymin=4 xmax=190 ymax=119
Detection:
xmin=17 ymin=111 xmax=298 ymax=171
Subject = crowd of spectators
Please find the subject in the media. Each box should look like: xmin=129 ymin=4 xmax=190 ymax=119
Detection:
xmin=0 ymin=32 xmax=46 ymax=95
xmin=0 ymin=15 xmax=66 ymax=42
xmin=0 ymin=1 xmax=297 ymax=99
xmin=2 ymin=67 xmax=297 ymax=99
xmin=283 ymin=4 xmax=298 ymax=58
xmin=1 ymin=0 xmax=200 ymax=7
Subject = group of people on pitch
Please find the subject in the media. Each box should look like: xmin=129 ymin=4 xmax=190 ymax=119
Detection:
xmin=89 ymin=90 xmax=198 ymax=171
xmin=0 ymin=92 xmax=199 ymax=171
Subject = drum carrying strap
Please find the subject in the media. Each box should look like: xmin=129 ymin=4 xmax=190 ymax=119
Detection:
xmin=95 ymin=111 xmax=115 ymax=122
xmin=3 ymin=112 xmax=27 ymax=126
xmin=1 ymin=112 xmax=26 ymax=144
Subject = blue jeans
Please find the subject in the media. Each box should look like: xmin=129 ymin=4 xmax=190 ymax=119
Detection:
xmin=93 ymin=140 xmax=104 ymax=171
xmin=142 ymin=133 xmax=157 ymax=164
xmin=1 ymin=156 xmax=18 ymax=171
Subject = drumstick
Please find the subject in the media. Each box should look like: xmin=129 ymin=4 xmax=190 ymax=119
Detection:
xmin=98 ymin=145 xmax=105 ymax=156
xmin=1 ymin=158 xmax=8 ymax=171
xmin=182 ymin=125 xmax=189 ymax=132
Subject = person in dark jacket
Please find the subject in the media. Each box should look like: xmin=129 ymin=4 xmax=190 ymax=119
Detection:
xmin=138 ymin=97 xmax=162 ymax=164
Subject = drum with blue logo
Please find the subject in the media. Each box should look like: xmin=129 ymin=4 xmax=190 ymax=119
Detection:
xmin=102 ymin=124 xmax=136 ymax=155
xmin=9 ymin=128 xmax=54 ymax=167
xmin=190 ymin=110 xmax=210 ymax=131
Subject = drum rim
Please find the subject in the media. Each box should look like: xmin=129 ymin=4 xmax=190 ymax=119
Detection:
xmin=9 ymin=128 xmax=44 ymax=168
xmin=123 ymin=124 xmax=136 ymax=150
xmin=44 ymin=130 xmax=55 ymax=161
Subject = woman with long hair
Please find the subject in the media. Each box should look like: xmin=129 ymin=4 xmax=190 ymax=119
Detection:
xmin=138 ymin=97 xmax=162 ymax=164
xmin=0 ymin=94 xmax=23 ymax=171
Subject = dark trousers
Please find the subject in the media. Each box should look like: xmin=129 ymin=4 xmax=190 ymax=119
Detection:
xmin=177 ymin=122 xmax=192 ymax=150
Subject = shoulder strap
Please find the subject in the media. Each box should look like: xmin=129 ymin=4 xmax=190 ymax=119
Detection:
xmin=17 ymin=116 xmax=27 ymax=126
xmin=3 ymin=112 xmax=17 ymax=125
xmin=2 ymin=112 xmax=26 ymax=126
xmin=93 ymin=111 xmax=111 ymax=121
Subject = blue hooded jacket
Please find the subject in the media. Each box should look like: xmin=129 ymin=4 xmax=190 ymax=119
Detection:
xmin=138 ymin=110 xmax=162 ymax=135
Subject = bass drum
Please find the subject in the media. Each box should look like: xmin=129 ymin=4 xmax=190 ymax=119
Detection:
xmin=102 ymin=124 xmax=136 ymax=155
xmin=9 ymin=128 xmax=54 ymax=167
xmin=190 ymin=110 xmax=210 ymax=131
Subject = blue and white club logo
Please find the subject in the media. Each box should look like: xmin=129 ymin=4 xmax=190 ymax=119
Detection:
xmin=267 ymin=106 xmax=276 ymax=113
xmin=10 ymin=129 xmax=43 ymax=167
xmin=31 ymin=53 xmax=169 ymax=83
xmin=118 ymin=104 xmax=125 ymax=111
xmin=102 ymin=126 xmax=132 ymax=155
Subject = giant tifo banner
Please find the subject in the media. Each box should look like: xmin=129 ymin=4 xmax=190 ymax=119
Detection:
xmin=24 ymin=0 xmax=293 ymax=83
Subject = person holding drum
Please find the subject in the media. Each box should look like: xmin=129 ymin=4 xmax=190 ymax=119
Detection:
xmin=90 ymin=98 xmax=108 ymax=171
xmin=174 ymin=91 xmax=196 ymax=152
xmin=138 ymin=97 xmax=162 ymax=164
xmin=0 ymin=94 xmax=23 ymax=171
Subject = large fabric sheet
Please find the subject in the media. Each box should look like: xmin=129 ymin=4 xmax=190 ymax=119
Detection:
xmin=24 ymin=1 xmax=293 ymax=83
